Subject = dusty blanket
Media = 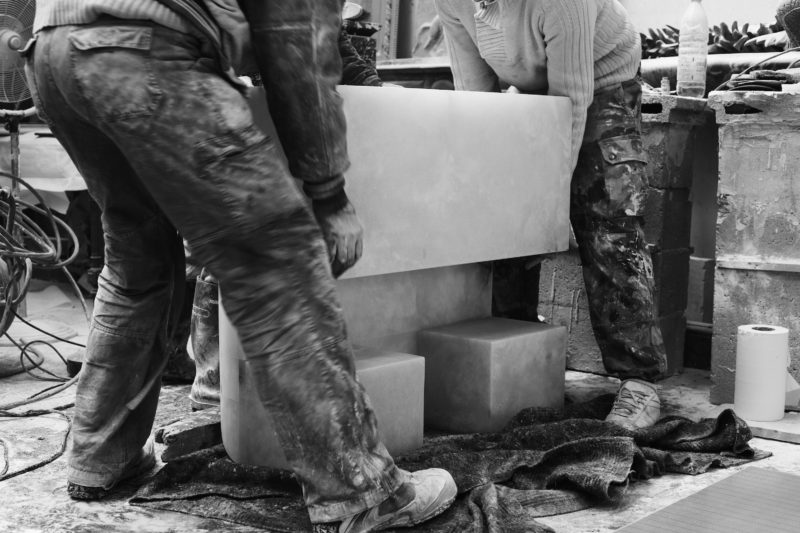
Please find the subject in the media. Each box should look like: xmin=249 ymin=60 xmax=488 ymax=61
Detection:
xmin=131 ymin=395 xmax=770 ymax=532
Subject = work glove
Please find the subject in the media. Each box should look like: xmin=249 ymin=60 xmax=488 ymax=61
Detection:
xmin=312 ymin=191 xmax=364 ymax=278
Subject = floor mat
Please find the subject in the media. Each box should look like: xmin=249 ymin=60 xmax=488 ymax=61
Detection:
xmin=131 ymin=396 xmax=771 ymax=533
xmin=617 ymin=467 xmax=800 ymax=533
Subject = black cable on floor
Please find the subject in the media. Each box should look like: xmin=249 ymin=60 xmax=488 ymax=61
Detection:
xmin=0 ymin=406 xmax=72 ymax=481
xmin=0 ymin=169 xmax=87 ymax=480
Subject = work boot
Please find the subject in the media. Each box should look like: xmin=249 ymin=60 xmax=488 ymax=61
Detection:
xmin=67 ymin=437 xmax=157 ymax=501
xmin=189 ymin=270 xmax=220 ymax=410
xmin=335 ymin=468 xmax=457 ymax=533
xmin=605 ymin=379 xmax=661 ymax=430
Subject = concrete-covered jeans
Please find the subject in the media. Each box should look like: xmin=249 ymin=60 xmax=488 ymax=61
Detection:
xmin=570 ymin=78 xmax=668 ymax=381
xmin=25 ymin=20 xmax=402 ymax=522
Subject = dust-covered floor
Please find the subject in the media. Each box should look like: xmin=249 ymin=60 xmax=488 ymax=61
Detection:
xmin=2 ymin=281 xmax=799 ymax=533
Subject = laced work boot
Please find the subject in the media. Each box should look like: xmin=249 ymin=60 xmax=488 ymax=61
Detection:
xmin=605 ymin=379 xmax=661 ymax=430
xmin=189 ymin=270 xmax=220 ymax=410
xmin=332 ymin=468 xmax=457 ymax=533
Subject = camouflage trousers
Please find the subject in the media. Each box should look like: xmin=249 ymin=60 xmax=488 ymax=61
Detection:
xmin=570 ymin=78 xmax=667 ymax=381
xmin=26 ymin=21 xmax=402 ymax=522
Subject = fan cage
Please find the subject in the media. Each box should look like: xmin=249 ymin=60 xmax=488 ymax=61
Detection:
xmin=1 ymin=0 xmax=35 ymax=109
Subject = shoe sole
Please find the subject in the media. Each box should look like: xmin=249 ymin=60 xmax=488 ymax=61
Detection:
xmin=377 ymin=483 xmax=458 ymax=531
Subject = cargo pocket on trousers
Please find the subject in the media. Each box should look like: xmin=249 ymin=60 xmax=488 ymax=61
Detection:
xmin=194 ymin=125 xmax=276 ymax=226
xmin=68 ymin=26 xmax=162 ymax=122
xmin=598 ymin=133 xmax=648 ymax=217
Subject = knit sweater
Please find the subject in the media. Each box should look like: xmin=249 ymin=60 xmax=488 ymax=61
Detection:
xmin=434 ymin=0 xmax=640 ymax=173
xmin=33 ymin=0 xmax=191 ymax=33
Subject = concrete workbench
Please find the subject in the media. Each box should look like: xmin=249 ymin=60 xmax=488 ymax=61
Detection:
xmin=707 ymin=91 xmax=800 ymax=405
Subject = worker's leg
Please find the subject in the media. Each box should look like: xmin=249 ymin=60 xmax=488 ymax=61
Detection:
xmin=26 ymin=32 xmax=183 ymax=490
xmin=570 ymin=79 xmax=667 ymax=382
xmin=29 ymin=21 xmax=405 ymax=522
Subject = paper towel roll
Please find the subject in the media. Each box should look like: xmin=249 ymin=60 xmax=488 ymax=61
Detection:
xmin=734 ymin=324 xmax=790 ymax=422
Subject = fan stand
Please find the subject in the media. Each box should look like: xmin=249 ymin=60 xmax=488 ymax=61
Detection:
xmin=0 ymin=108 xmax=47 ymax=377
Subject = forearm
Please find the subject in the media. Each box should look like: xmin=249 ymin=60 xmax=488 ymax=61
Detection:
xmin=435 ymin=0 xmax=499 ymax=92
xmin=240 ymin=0 xmax=349 ymax=198
xmin=543 ymin=1 xmax=596 ymax=173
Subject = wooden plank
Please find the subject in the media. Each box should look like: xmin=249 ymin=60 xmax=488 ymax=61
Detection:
xmin=155 ymin=406 xmax=222 ymax=462
xmin=716 ymin=256 xmax=800 ymax=273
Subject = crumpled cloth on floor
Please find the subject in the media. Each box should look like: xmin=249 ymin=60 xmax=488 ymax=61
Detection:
xmin=130 ymin=395 xmax=770 ymax=532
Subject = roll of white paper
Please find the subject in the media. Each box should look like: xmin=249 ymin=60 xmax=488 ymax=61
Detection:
xmin=734 ymin=324 xmax=790 ymax=422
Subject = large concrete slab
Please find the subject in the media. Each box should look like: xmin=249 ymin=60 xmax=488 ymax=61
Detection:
xmin=249 ymin=85 xmax=572 ymax=279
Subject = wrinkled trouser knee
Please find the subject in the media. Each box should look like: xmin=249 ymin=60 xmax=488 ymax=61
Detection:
xmin=570 ymin=79 xmax=667 ymax=382
xmin=26 ymin=20 xmax=402 ymax=521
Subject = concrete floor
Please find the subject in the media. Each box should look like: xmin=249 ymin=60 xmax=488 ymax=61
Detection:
xmin=1 ymin=281 xmax=799 ymax=533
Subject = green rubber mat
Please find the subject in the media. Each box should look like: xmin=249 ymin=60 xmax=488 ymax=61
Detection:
xmin=618 ymin=467 xmax=800 ymax=532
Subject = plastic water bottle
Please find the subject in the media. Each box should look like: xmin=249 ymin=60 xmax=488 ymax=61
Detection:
xmin=677 ymin=0 xmax=709 ymax=98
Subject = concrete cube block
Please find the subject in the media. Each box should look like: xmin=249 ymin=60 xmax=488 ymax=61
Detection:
xmin=643 ymin=187 xmax=692 ymax=250
xmin=221 ymin=338 xmax=425 ymax=468
xmin=418 ymin=318 xmax=566 ymax=433
xmin=711 ymin=268 xmax=800 ymax=405
xmin=651 ymin=247 xmax=691 ymax=316
xmin=354 ymin=346 xmax=425 ymax=457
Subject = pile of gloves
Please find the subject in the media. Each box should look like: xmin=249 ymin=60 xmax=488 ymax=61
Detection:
xmin=642 ymin=21 xmax=788 ymax=59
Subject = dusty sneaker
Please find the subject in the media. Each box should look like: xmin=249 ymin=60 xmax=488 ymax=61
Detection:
xmin=337 ymin=468 xmax=457 ymax=533
xmin=605 ymin=379 xmax=661 ymax=430
xmin=67 ymin=437 xmax=157 ymax=501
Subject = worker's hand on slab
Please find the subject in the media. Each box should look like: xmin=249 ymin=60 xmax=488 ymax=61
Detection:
xmin=312 ymin=193 xmax=364 ymax=278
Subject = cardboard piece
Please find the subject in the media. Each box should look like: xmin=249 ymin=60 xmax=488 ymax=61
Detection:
xmin=617 ymin=467 xmax=800 ymax=533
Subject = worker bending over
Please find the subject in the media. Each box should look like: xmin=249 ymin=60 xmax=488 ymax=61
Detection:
xmin=26 ymin=1 xmax=455 ymax=531
xmin=435 ymin=0 xmax=666 ymax=429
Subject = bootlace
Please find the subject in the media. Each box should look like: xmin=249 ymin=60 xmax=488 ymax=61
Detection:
xmin=610 ymin=388 xmax=650 ymax=416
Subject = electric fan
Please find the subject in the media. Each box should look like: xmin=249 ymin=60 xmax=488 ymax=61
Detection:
xmin=1 ymin=0 xmax=34 ymax=113
xmin=0 ymin=0 xmax=37 ymax=210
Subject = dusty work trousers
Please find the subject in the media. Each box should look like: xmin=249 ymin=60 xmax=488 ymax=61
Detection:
xmin=570 ymin=79 xmax=667 ymax=381
xmin=25 ymin=21 xmax=402 ymax=522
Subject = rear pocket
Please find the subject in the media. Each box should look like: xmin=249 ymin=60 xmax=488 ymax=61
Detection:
xmin=69 ymin=26 xmax=162 ymax=121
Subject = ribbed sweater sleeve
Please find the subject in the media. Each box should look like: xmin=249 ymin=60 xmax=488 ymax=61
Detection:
xmin=34 ymin=0 xmax=190 ymax=33
xmin=434 ymin=0 xmax=499 ymax=92
xmin=541 ymin=0 xmax=597 ymax=174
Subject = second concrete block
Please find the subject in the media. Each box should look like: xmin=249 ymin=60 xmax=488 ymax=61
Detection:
xmin=418 ymin=318 xmax=567 ymax=434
